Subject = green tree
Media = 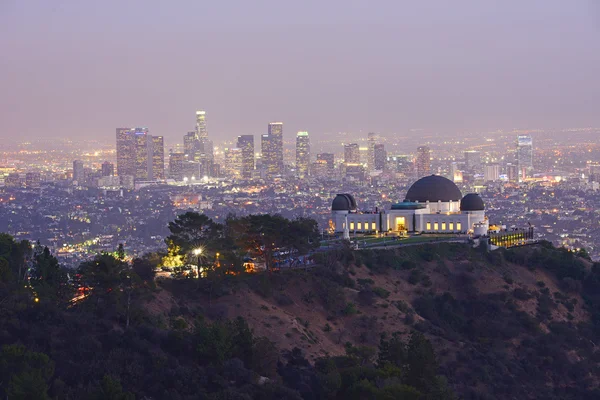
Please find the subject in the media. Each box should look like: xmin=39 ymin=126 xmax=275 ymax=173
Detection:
xmin=0 ymin=344 xmax=54 ymax=400
xmin=167 ymin=212 xmax=220 ymax=254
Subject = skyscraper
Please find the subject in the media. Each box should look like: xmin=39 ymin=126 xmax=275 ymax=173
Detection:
xmin=101 ymin=161 xmax=114 ymax=177
xmin=116 ymin=127 xmax=162 ymax=181
xmin=184 ymin=131 xmax=198 ymax=158
xmin=237 ymin=135 xmax=255 ymax=179
xmin=168 ymin=152 xmax=185 ymax=181
xmin=367 ymin=132 xmax=377 ymax=171
xmin=151 ymin=136 xmax=165 ymax=180
xmin=344 ymin=143 xmax=360 ymax=165
xmin=262 ymin=122 xmax=283 ymax=177
xmin=374 ymin=144 xmax=386 ymax=170
xmin=416 ymin=146 xmax=431 ymax=178
xmin=295 ymin=131 xmax=310 ymax=178
xmin=317 ymin=153 xmax=335 ymax=172
xmin=484 ymin=164 xmax=500 ymax=182
xmin=196 ymin=110 xmax=207 ymax=139
xmin=224 ymin=148 xmax=242 ymax=179
xmin=464 ymin=150 xmax=482 ymax=171
xmin=73 ymin=160 xmax=85 ymax=183
xmin=116 ymin=128 xmax=136 ymax=177
xmin=516 ymin=135 xmax=533 ymax=181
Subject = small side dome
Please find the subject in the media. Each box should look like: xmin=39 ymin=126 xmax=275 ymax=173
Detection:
xmin=460 ymin=193 xmax=485 ymax=211
xmin=332 ymin=194 xmax=357 ymax=211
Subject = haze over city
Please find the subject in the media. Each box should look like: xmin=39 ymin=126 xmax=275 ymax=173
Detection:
xmin=2 ymin=0 xmax=600 ymax=143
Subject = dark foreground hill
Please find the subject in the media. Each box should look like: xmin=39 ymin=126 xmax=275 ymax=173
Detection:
xmin=2 ymin=235 xmax=600 ymax=399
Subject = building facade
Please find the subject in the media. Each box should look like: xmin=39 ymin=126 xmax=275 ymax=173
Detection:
xmin=331 ymin=175 xmax=487 ymax=235
xmin=295 ymin=131 xmax=310 ymax=178
xmin=416 ymin=146 xmax=431 ymax=178
xmin=237 ymin=135 xmax=255 ymax=179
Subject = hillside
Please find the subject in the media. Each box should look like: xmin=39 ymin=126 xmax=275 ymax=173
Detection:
xmin=152 ymin=242 xmax=600 ymax=399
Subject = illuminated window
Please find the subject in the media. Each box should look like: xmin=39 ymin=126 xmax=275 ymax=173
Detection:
xmin=350 ymin=222 xmax=355 ymax=230
xmin=434 ymin=222 xmax=439 ymax=231
xmin=456 ymin=222 xmax=462 ymax=231
xmin=357 ymin=222 xmax=362 ymax=230
xmin=441 ymin=222 xmax=446 ymax=231
xmin=449 ymin=222 xmax=454 ymax=231
xmin=426 ymin=222 xmax=431 ymax=230
xmin=371 ymin=222 xmax=377 ymax=230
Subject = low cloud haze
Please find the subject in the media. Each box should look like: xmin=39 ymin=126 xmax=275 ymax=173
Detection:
xmin=1 ymin=0 xmax=599 ymax=143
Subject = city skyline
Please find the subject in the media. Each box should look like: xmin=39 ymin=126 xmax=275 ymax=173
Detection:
xmin=2 ymin=1 xmax=600 ymax=143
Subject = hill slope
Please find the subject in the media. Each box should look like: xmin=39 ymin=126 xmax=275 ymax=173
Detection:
xmin=154 ymin=242 xmax=600 ymax=399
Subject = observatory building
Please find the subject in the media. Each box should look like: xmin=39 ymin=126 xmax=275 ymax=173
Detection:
xmin=331 ymin=175 xmax=488 ymax=235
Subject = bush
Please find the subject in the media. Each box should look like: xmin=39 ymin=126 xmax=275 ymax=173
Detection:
xmin=372 ymin=287 xmax=390 ymax=299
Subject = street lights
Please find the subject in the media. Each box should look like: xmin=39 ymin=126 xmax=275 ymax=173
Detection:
xmin=193 ymin=247 xmax=203 ymax=278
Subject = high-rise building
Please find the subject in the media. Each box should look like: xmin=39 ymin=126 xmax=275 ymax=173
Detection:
xmin=169 ymin=152 xmax=185 ymax=181
xmin=451 ymin=162 xmax=463 ymax=183
xmin=464 ymin=150 xmax=482 ymax=171
xmin=317 ymin=153 xmax=335 ymax=172
xmin=184 ymin=131 xmax=198 ymax=158
xmin=262 ymin=122 xmax=284 ymax=177
xmin=101 ymin=161 xmax=114 ymax=177
xmin=589 ymin=163 xmax=600 ymax=183
xmin=151 ymin=136 xmax=165 ymax=180
xmin=416 ymin=146 xmax=431 ymax=178
xmin=506 ymin=163 xmax=518 ymax=182
xmin=196 ymin=110 xmax=207 ymax=139
xmin=224 ymin=148 xmax=243 ymax=179
xmin=516 ymin=135 xmax=533 ymax=181
xmin=388 ymin=154 xmax=414 ymax=177
xmin=73 ymin=160 xmax=85 ymax=184
xmin=374 ymin=144 xmax=386 ymax=170
xmin=367 ymin=132 xmax=377 ymax=171
xmin=237 ymin=135 xmax=255 ymax=179
xmin=484 ymin=164 xmax=500 ymax=182
xmin=116 ymin=128 xmax=136 ymax=177
xmin=133 ymin=128 xmax=151 ymax=181
xmin=344 ymin=143 xmax=360 ymax=165
xmin=295 ymin=131 xmax=310 ymax=178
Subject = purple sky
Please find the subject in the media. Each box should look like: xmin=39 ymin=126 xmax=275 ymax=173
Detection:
xmin=1 ymin=0 xmax=600 ymax=144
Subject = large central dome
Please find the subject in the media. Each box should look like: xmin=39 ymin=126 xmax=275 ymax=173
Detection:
xmin=404 ymin=175 xmax=462 ymax=202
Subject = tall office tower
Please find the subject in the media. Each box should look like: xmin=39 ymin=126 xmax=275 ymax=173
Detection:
xmin=464 ymin=150 xmax=482 ymax=171
xmin=484 ymin=163 xmax=500 ymax=182
xmin=200 ymin=138 xmax=214 ymax=163
xmin=374 ymin=143 xmax=386 ymax=170
xmin=26 ymin=172 xmax=41 ymax=188
xmin=367 ymin=132 xmax=377 ymax=171
xmin=317 ymin=153 xmax=335 ymax=172
xmin=416 ymin=146 xmax=431 ymax=178
xmin=73 ymin=160 xmax=85 ymax=183
xmin=151 ymin=136 xmax=165 ymax=180
xmin=101 ymin=161 xmax=114 ymax=177
xmin=168 ymin=152 xmax=185 ymax=181
xmin=387 ymin=154 xmax=414 ymax=177
xmin=344 ymin=143 xmax=360 ymax=164
xmin=237 ymin=135 xmax=255 ymax=179
xmin=451 ymin=162 xmax=463 ymax=183
xmin=516 ymin=135 xmax=533 ymax=182
xmin=116 ymin=128 xmax=136 ymax=177
xmin=184 ymin=131 xmax=198 ymax=157
xmin=196 ymin=110 xmax=207 ymax=139
xmin=506 ymin=163 xmax=518 ymax=182
xmin=224 ymin=148 xmax=243 ymax=179
xmin=261 ymin=122 xmax=283 ymax=177
xmin=295 ymin=131 xmax=310 ymax=178
xmin=131 ymin=127 xmax=151 ymax=181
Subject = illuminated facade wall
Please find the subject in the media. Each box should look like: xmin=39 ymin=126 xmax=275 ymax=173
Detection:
xmin=374 ymin=144 xmax=386 ymax=170
xmin=416 ymin=146 xmax=431 ymax=178
xmin=516 ymin=135 xmax=533 ymax=181
xmin=184 ymin=131 xmax=198 ymax=158
xmin=133 ymin=128 xmax=150 ymax=180
xmin=196 ymin=110 xmax=207 ymax=139
xmin=264 ymin=122 xmax=283 ymax=177
xmin=116 ymin=127 xmax=136 ymax=177
xmin=367 ymin=132 xmax=377 ymax=171
xmin=295 ymin=131 xmax=310 ymax=178
xmin=237 ymin=135 xmax=255 ymax=179
xmin=151 ymin=136 xmax=165 ymax=180
xmin=169 ymin=152 xmax=185 ymax=181
xmin=224 ymin=148 xmax=242 ymax=179
xmin=344 ymin=143 xmax=360 ymax=164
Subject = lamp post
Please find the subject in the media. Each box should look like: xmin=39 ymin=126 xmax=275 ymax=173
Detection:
xmin=193 ymin=247 xmax=203 ymax=278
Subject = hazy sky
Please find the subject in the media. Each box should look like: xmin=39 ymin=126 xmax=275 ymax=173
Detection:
xmin=1 ymin=1 xmax=600 ymax=144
